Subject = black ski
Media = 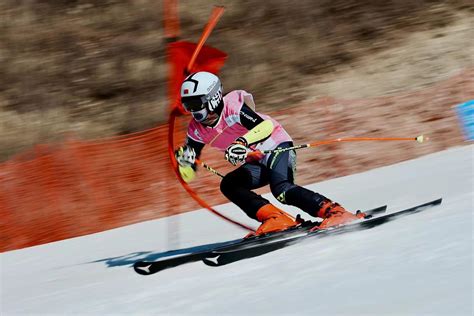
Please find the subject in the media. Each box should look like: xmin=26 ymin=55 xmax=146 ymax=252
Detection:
xmin=363 ymin=204 xmax=388 ymax=217
xmin=202 ymin=198 xmax=442 ymax=267
xmin=133 ymin=205 xmax=386 ymax=275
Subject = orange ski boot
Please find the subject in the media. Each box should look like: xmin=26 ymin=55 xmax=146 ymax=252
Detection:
xmin=251 ymin=204 xmax=298 ymax=237
xmin=314 ymin=200 xmax=365 ymax=230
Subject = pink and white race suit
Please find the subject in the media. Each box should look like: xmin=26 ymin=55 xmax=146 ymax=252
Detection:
xmin=187 ymin=90 xmax=292 ymax=163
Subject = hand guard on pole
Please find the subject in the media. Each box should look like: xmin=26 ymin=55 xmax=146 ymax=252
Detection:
xmin=225 ymin=137 xmax=249 ymax=166
xmin=175 ymin=145 xmax=196 ymax=167
xmin=175 ymin=145 xmax=197 ymax=182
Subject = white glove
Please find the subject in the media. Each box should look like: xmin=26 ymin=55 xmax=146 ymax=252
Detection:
xmin=175 ymin=145 xmax=196 ymax=167
xmin=225 ymin=138 xmax=249 ymax=166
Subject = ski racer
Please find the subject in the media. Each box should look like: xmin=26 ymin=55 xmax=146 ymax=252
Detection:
xmin=175 ymin=71 xmax=364 ymax=236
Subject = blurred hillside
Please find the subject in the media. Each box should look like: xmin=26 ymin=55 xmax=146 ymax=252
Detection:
xmin=0 ymin=0 xmax=472 ymax=160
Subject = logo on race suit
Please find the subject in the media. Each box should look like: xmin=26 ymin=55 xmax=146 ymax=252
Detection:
xmin=194 ymin=129 xmax=203 ymax=141
xmin=240 ymin=110 xmax=257 ymax=123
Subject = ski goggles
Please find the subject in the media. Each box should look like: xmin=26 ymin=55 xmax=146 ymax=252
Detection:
xmin=181 ymin=83 xmax=221 ymax=112
xmin=181 ymin=95 xmax=208 ymax=112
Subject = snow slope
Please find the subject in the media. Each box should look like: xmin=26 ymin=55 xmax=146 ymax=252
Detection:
xmin=2 ymin=145 xmax=473 ymax=315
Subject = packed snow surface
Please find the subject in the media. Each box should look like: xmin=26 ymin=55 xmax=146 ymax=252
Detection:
xmin=2 ymin=145 xmax=473 ymax=315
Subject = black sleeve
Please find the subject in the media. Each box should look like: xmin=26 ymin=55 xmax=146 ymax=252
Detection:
xmin=185 ymin=136 xmax=205 ymax=158
xmin=239 ymin=103 xmax=265 ymax=130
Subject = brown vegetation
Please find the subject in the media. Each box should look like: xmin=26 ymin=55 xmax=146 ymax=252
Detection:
xmin=0 ymin=0 xmax=472 ymax=161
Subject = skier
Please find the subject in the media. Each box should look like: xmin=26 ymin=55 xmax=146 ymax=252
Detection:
xmin=175 ymin=71 xmax=364 ymax=236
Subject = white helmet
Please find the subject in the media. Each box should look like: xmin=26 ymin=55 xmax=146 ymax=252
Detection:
xmin=180 ymin=71 xmax=223 ymax=123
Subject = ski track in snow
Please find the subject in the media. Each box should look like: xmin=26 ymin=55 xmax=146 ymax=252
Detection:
xmin=2 ymin=145 xmax=473 ymax=315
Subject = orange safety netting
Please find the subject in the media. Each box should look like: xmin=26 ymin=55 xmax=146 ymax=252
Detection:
xmin=0 ymin=126 xmax=190 ymax=252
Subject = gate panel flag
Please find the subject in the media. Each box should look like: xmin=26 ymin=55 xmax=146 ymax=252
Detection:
xmin=167 ymin=41 xmax=227 ymax=114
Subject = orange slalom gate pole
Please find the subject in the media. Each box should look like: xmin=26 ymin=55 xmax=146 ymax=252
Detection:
xmin=186 ymin=6 xmax=225 ymax=74
xmin=167 ymin=7 xmax=255 ymax=231
xmin=168 ymin=111 xmax=255 ymax=231
xmin=164 ymin=0 xmax=180 ymax=39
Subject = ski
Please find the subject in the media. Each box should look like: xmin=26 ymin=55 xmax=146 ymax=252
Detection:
xmin=363 ymin=204 xmax=388 ymax=217
xmin=202 ymin=198 xmax=442 ymax=267
xmin=133 ymin=205 xmax=386 ymax=275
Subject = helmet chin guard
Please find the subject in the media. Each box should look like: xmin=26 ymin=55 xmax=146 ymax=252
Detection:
xmin=191 ymin=107 xmax=209 ymax=122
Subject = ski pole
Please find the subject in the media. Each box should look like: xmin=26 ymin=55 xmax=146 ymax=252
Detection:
xmin=197 ymin=135 xmax=427 ymax=178
xmin=248 ymin=135 xmax=427 ymax=157
xmin=196 ymin=159 xmax=225 ymax=178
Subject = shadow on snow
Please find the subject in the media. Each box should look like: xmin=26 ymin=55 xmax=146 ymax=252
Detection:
xmin=90 ymin=239 xmax=241 ymax=268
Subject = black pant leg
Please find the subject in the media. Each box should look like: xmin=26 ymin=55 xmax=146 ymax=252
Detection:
xmin=220 ymin=163 xmax=270 ymax=220
xmin=266 ymin=143 xmax=298 ymax=202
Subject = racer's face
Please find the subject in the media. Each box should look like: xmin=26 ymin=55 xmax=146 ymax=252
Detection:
xmin=200 ymin=111 xmax=219 ymax=126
